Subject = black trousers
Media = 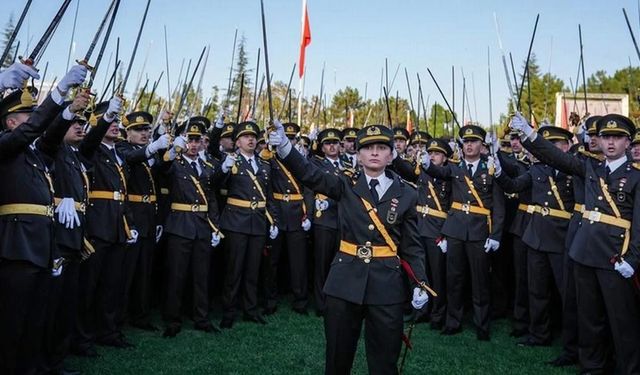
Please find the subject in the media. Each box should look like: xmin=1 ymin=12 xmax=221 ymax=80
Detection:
xmin=76 ymin=238 xmax=126 ymax=347
xmin=43 ymin=252 xmax=80 ymax=373
xmin=265 ymin=229 xmax=308 ymax=310
xmin=574 ymin=262 xmax=640 ymax=374
xmin=120 ymin=236 xmax=155 ymax=326
xmin=527 ymin=248 xmax=563 ymax=343
xmin=422 ymin=236 xmax=446 ymax=325
xmin=560 ymin=255 xmax=578 ymax=359
xmin=445 ymin=237 xmax=490 ymax=334
xmin=324 ymin=296 xmax=403 ymax=375
xmin=0 ymin=260 xmax=48 ymax=375
xmin=222 ymin=231 xmax=265 ymax=320
xmin=163 ymin=234 xmax=211 ymax=327
xmin=512 ymin=235 xmax=529 ymax=332
xmin=313 ymin=226 xmax=339 ymax=314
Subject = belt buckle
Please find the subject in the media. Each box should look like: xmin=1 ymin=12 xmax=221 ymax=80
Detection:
xmin=540 ymin=206 xmax=550 ymax=216
xmin=78 ymin=202 xmax=86 ymax=212
xmin=250 ymin=201 xmax=258 ymax=210
xmin=46 ymin=205 xmax=55 ymax=217
xmin=357 ymin=243 xmax=373 ymax=263
xmin=461 ymin=203 xmax=470 ymax=213
xmin=283 ymin=194 xmax=290 ymax=202
xmin=191 ymin=204 xmax=201 ymax=212
xmin=588 ymin=211 xmax=601 ymax=222
xmin=113 ymin=191 xmax=122 ymax=201
xmin=526 ymin=205 xmax=535 ymax=214
xmin=142 ymin=195 xmax=151 ymax=203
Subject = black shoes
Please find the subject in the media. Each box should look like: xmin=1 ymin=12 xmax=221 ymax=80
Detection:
xmin=195 ymin=323 xmax=221 ymax=334
xmin=131 ymin=321 xmax=159 ymax=332
xmin=440 ymin=327 xmax=462 ymax=336
xmin=243 ymin=314 xmax=268 ymax=325
xmin=96 ymin=334 xmax=134 ymax=348
xmin=517 ymin=336 xmax=550 ymax=347
xmin=509 ymin=328 xmax=528 ymax=338
xmin=546 ymin=354 xmax=577 ymax=367
xmin=220 ymin=318 xmax=234 ymax=329
xmin=262 ymin=306 xmax=278 ymax=316
xmin=163 ymin=325 xmax=181 ymax=338
xmin=292 ymin=307 xmax=308 ymax=316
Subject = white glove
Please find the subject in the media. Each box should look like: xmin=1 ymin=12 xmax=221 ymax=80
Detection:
xmin=55 ymin=197 xmax=81 ymax=229
xmin=301 ymin=218 xmax=311 ymax=231
xmin=484 ymin=238 xmax=500 ymax=253
xmin=269 ymin=225 xmax=279 ymax=239
xmin=173 ymin=135 xmax=187 ymax=150
xmin=268 ymin=119 xmax=289 ymax=149
xmin=211 ymin=232 xmax=221 ymax=247
xmin=127 ymin=229 xmax=139 ymax=244
xmin=510 ymin=112 xmax=534 ymax=138
xmin=614 ymin=260 xmax=635 ymax=278
xmin=147 ymin=134 xmax=171 ymax=155
xmin=489 ymin=155 xmax=501 ymax=177
xmin=421 ymin=152 xmax=431 ymax=169
xmin=155 ymin=225 xmax=163 ymax=243
xmin=104 ymin=96 xmax=123 ymax=122
xmin=437 ymin=238 xmax=447 ymax=254
xmin=57 ymin=64 xmax=88 ymax=94
xmin=315 ymin=199 xmax=329 ymax=212
xmin=309 ymin=127 xmax=318 ymax=141
xmin=51 ymin=258 xmax=64 ymax=277
xmin=221 ymin=154 xmax=236 ymax=173
xmin=411 ymin=287 xmax=429 ymax=309
xmin=0 ymin=62 xmax=40 ymax=91
xmin=215 ymin=111 xmax=225 ymax=128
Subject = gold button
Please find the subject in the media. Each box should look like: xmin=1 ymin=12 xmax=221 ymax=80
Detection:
xmin=365 ymin=241 xmax=372 ymax=246
xmin=364 ymin=258 xmax=371 ymax=264
xmin=368 ymin=224 xmax=375 ymax=231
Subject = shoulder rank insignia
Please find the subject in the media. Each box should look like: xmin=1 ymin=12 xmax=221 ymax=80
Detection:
xmin=633 ymin=162 xmax=640 ymax=170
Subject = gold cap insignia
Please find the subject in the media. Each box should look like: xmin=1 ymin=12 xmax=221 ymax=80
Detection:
xmin=430 ymin=141 xmax=437 ymax=147
xmin=287 ymin=126 xmax=294 ymax=132
xmin=366 ymin=126 xmax=381 ymax=136
xmin=190 ymin=125 xmax=199 ymax=133
xmin=543 ymin=130 xmax=550 ymax=137
xmin=606 ymin=121 xmax=617 ymax=129
xmin=465 ymin=128 xmax=473 ymax=135
xmin=245 ymin=124 xmax=252 ymax=130
xmin=136 ymin=115 xmax=145 ymax=123
xmin=328 ymin=131 xmax=335 ymax=137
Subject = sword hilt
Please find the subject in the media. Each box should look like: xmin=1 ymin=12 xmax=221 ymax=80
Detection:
xmin=19 ymin=56 xmax=37 ymax=71
xmin=75 ymin=59 xmax=95 ymax=72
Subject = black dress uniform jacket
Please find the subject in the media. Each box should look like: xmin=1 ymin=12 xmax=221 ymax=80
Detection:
xmin=270 ymin=156 xmax=311 ymax=231
xmin=497 ymin=162 xmax=574 ymax=254
xmin=0 ymin=95 xmax=63 ymax=268
xmin=281 ymin=149 xmax=427 ymax=305
xmin=310 ymin=156 xmax=341 ymax=230
xmin=116 ymin=142 xmax=158 ymax=238
xmin=425 ymin=156 xmax=506 ymax=242
xmin=216 ymin=154 xmax=278 ymax=235
xmin=163 ymin=155 xmax=219 ymax=239
xmin=498 ymin=151 xmax=532 ymax=237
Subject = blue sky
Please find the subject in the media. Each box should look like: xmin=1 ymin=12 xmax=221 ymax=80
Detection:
xmin=2 ymin=0 xmax=639 ymax=125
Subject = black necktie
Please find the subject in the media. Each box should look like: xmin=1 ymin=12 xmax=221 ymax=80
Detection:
xmin=605 ymin=165 xmax=611 ymax=182
xmin=190 ymin=161 xmax=199 ymax=175
xmin=467 ymin=164 xmax=474 ymax=177
xmin=369 ymin=178 xmax=380 ymax=205
xmin=333 ymin=161 xmax=339 ymax=168
xmin=112 ymin=148 xmax=120 ymax=165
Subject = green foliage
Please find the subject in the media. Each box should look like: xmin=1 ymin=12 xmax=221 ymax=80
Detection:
xmin=517 ymin=54 xmax=565 ymax=124
xmin=1 ymin=14 xmax=15 ymax=68
xmin=585 ymin=66 xmax=640 ymax=119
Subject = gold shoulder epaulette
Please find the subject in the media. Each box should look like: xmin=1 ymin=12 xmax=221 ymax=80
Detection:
xmin=578 ymin=148 xmax=605 ymax=161
xmin=204 ymin=160 xmax=214 ymax=169
xmin=402 ymin=179 xmax=418 ymax=189
xmin=633 ymin=162 xmax=640 ymax=170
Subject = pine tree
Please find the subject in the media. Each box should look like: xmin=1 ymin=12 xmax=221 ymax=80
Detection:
xmin=1 ymin=14 xmax=15 ymax=68
xmin=228 ymin=34 xmax=252 ymax=121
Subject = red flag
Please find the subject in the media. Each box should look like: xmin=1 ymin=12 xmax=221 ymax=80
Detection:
xmin=298 ymin=0 xmax=311 ymax=78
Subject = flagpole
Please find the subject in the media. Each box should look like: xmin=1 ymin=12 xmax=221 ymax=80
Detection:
xmin=298 ymin=0 xmax=309 ymax=129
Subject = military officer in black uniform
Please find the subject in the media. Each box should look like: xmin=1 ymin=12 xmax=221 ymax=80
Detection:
xmin=340 ymin=127 xmax=359 ymax=169
xmin=421 ymin=124 xmax=506 ymax=341
xmin=511 ymin=113 xmax=640 ymax=374
xmin=80 ymin=93 xmax=138 ymax=350
xmin=494 ymin=126 xmax=575 ymax=347
xmin=161 ymin=119 xmax=222 ymax=337
xmin=495 ymin=130 xmax=532 ymax=338
xmin=264 ymin=121 xmax=312 ymax=315
xmin=309 ymin=128 xmax=343 ymax=317
xmin=393 ymin=138 xmax=453 ymax=330
xmin=217 ymin=121 xmax=278 ymax=328
xmin=0 ymin=63 xmax=87 ymax=375
xmin=116 ymin=111 xmax=170 ymax=331
xmin=269 ymin=122 xmax=430 ymax=375
xmin=392 ymin=127 xmax=410 ymax=156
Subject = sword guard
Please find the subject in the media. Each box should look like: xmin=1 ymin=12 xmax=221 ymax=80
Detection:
xmin=19 ymin=56 xmax=37 ymax=71
xmin=75 ymin=59 xmax=95 ymax=72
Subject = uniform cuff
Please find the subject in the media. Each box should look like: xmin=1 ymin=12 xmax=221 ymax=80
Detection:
xmin=276 ymin=141 xmax=292 ymax=159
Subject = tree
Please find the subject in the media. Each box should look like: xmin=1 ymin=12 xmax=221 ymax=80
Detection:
xmin=1 ymin=14 xmax=15 ymax=68
xmin=517 ymin=54 xmax=565 ymax=124
xmin=585 ymin=66 xmax=640 ymax=120
xmin=227 ymin=34 xmax=253 ymax=120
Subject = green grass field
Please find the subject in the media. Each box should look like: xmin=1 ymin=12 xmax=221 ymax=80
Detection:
xmin=68 ymin=302 xmax=576 ymax=374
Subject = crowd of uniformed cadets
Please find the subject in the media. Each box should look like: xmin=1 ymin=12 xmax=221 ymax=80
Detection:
xmin=0 ymin=58 xmax=639 ymax=375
